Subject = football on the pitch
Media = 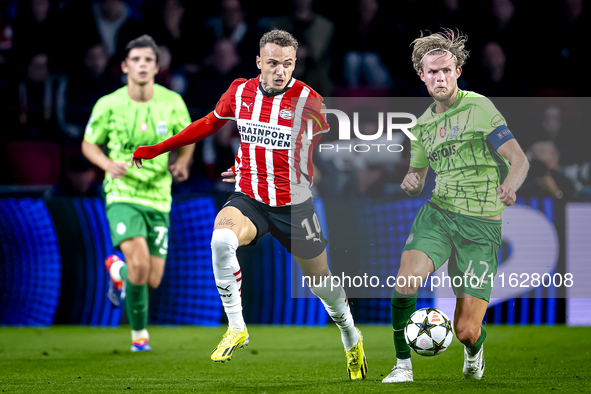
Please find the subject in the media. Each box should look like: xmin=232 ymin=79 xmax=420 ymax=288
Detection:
xmin=404 ymin=307 xmax=454 ymax=356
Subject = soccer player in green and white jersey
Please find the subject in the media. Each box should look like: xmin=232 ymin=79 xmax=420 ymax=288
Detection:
xmin=82 ymin=35 xmax=194 ymax=352
xmin=382 ymin=30 xmax=529 ymax=382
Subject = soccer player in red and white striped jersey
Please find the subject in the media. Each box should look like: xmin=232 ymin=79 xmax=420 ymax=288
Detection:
xmin=132 ymin=29 xmax=367 ymax=379
xmin=213 ymin=73 xmax=325 ymax=207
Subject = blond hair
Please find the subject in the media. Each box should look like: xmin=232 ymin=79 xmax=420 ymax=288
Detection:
xmin=410 ymin=29 xmax=469 ymax=75
xmin=259 ymin=29 xmax=298 ymax=51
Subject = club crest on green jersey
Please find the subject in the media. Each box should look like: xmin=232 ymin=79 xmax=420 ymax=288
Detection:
xmin=157 ymin=121 xmax=168 ymax=136
xmin=449 ymin=125 xmax=459 ymax=139
xmin=140 ymin=122 xmax=148 ymax=132
xmin=406 ymin=233 xmax=414 ymax=245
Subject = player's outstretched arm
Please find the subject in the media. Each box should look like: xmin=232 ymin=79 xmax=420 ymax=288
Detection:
xmin=496 ymin=139 xmax=529 ymax=206
xmin=131 ymin=112 xmax=227 ymax=168
xmin=401 ymin=166 xmax=429 ymax=197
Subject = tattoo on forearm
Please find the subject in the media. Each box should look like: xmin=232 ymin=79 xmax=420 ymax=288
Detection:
xmin=216 ymin=218 xmax=236 ymax=228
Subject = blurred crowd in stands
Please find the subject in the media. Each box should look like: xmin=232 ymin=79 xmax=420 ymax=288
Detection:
xmin=0 ymin=0 xmax=588 ymax=200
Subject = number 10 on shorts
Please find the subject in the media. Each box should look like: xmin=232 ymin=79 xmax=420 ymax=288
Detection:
xmin=302 ymin=213 xmax=322 ymax=241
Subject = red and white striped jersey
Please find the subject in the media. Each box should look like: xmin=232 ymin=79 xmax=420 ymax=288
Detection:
xmin=213 ymin=76 xmax=329 ymax=207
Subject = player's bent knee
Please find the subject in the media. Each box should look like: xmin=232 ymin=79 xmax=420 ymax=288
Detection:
xmin=395 ymin=271 xmax=423 ymax=294
xmin=211 ymin=228 xmax=239 ymax=264
xmin=400 ymin=250 xmax=434 ymax=275
xmin=299 ymin=263 xmax=330 ymax=281
xmin=127 ymin=259 xmax=150 ymax=284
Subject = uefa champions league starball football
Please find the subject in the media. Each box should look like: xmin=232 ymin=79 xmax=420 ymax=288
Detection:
xmin=404 ymin=307 xmax=454 ymax=356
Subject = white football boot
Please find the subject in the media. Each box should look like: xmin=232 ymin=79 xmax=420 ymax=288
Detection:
xmin=382 ymin=364 xmax=413 ymax=383
xmin=463 ymin=345 xmax=485 ymax=380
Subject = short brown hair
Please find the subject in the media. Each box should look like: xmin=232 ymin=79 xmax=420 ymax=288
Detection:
xmin=259 ymin=29 xmax=298 ymax=52
xmin=124 ymin=34 xmax=160 ymax=63
xmin=410 ymin=29 xmax=469 ymax=75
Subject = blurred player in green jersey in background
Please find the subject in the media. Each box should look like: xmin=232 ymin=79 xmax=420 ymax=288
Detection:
xmin=382 ymin=29 xmax=529 ymax=383
xmin=82 ymin=34 xmax=195 ymax=352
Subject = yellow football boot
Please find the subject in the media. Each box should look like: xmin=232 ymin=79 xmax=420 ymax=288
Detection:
xmin=211 ymin=327 xmax=249 ymax=363
xmin=345 ymin=328 xmax=368 ymax=380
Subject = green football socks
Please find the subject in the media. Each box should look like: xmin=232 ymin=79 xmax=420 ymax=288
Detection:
xmin=120 ymin=265 xmax=128 ymax=282
xmin=391 ymin=287 xmax=417 ymax=360
xmin=120 ymin=265 xmax=149 ymax=331
xmin=466 ymin=325 xmax=487 ymax=357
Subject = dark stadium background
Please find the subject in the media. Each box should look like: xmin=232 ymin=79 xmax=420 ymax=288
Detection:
xmin=1 ymin=0 xmax=589 ymax=329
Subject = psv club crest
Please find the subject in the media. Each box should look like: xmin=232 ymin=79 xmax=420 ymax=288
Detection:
xmin=279 ymin=109 xmax=294 ymax=120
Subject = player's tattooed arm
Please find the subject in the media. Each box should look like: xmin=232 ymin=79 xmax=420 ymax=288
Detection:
xmin=496 ymin=139 xmax=530 ymax=206
xmin=401 ymin=166 xmax=429 ymax=197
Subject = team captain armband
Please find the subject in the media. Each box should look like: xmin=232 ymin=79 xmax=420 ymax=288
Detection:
xmin=487 ymin=125 xmax=514 ymax=150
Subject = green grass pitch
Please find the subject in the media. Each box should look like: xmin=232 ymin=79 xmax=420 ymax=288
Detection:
xmin=0 ymin=325 xmax=589 ymax=393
